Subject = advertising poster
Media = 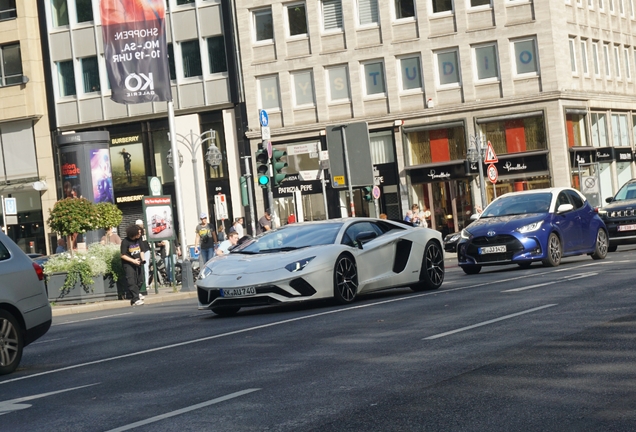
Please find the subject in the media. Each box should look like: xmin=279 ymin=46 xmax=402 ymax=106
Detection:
xmin=142 ymin=196 xmax=175 ymax=241
xmin=100 ymin=0 xmax=172 ymax=104
xmin=90 ymin=149 xmax=114 ymax=203
xmin=61 ymin=151 xmax=82 ymax=199
xmin=110 ymin=136 xmax=146 ymax=189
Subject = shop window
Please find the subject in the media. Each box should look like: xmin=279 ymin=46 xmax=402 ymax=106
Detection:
xmin=1 ymin=0 xmax=17 ymax=20
xmin=322 ymin=0 xmax=343 ymax=31
xmin=363 ymin=61 xmax=386 ymax=96
xmin=358 ymin=0 xmax=379 ymax=25
xmin=152 ymin=130 xmax=176 ymax=185
xmin=57 ymin=60 xmax=76 ymax=97
xmin=76 ymin=0 xmax=93 ymax=23
xmin=473 ymin=43 xmax=499 ymax=81
xmin=566 ymin=114 xmax=588 ymax=147
xmin=327 ymin=65 xmax=350 ymax=101
xmin=395 ymin=0 xmax=415 ymax=18
xmin=286 ymin=2 xmax=308 ymax=37
xmin=258 ymin=75 xmax=281 ymax=110
xmin=436 ymin=49 xmax=460 ymax=86
xmin=408 ymin=125 xmax=466 ymax=165
xmin=399 ymin=56 xmax=422 ymax=91
xmin=617 ymin=162 xmax=632 ymax=188
xmin=81 ymin=56 xmax=99 ymax=93
xmin=512 ymin=38 xmax=539 ymax=76
xmin=283 ymin=141 xmax=321 ymax=173
xmin=181 ymin=40 xmax=202 ymax=78
xmin=0 ymin=43 xmax=22 ymax=86
xmin=611 ymin=113 xmax=629 ymax=146
xmin=369 ymin=131 xmax=395 ymax=164
xmin=432 ymin=0 xmax=453 ymax=13
xmin=51 ymin=0 xmax=69 ymax=27
xmin=292 ymin=70 xmax=315 ymax=107
xmin=253 ymin=8 xmax=274 ymax=42
xmin=590 ymin=113 xmax=609 ymax=147
xmin=481 ymin=116 xmax=547 ymax=155
xmin=207 ymin=36 xmax=227 ymax=74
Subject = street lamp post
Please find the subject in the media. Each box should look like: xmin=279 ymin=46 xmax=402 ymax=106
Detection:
xmin=468 ymin=135 xmax=487 ymax=208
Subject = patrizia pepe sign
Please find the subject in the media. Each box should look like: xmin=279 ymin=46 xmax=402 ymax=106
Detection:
xmin=427 ymin=170 xmax=452 ymax=180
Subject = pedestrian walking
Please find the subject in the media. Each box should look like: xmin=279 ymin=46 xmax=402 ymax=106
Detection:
xmin=135 ymin=219 xmax=151 ymax=286
xmin=194 ymin=212 xmax=217 ymax=266
xmin=121 ymin=224 xmax=145 ymax=306
xmin=217 ymin=223 xmax=226 ymax=242
xmin=100 ymin=227 xmax=122 ymax=245
xmin=256 ymin=209 xmax=272 ymax=235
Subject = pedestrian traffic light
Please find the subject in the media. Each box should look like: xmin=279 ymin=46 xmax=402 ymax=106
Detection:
xmin=271 ymin=148 xmax=288 ymax=186
xmin=255 ymin=148 xmax=269 ymax=188
xmin=363 ymin=186 xmax=373 ymax=202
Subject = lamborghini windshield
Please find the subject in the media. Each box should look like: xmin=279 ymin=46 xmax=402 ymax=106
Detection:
xmin=481 ymin=192 xmax=552 ymax=217
xmin=236 ymin=222 xmax=344 ymax=254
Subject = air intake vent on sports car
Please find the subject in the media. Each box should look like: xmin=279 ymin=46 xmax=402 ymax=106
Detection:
xmin=393 ymin=239 xmax=412 ymax=273
xmin=289 ymin=278 xmax=317 ymax=297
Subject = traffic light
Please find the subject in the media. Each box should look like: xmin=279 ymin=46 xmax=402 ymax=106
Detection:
xmin=255 ymin=148 xmax=269 ymax=188
xmin=271 ymin=148 xmax=288 ymax=186
xmin=362 ymin=186 xmax=373 ymax=202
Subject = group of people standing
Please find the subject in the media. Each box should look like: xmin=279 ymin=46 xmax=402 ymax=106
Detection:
xmin=404 ymin=204 xmax=429 ymax=228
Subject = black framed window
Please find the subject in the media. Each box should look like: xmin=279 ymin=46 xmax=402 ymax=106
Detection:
xmin=76 ymin=0 xmax=93 ymax=23
xmin=206 ymin=36 xmax=227 ymax=74
xmin=81 ymin=56 xmax=99 ymax=92
xmin=167 ymin=43 xmax=176 ymax=80
xmin=0 ymin=0 xmax=17 ymax=20
xmin=181 ymin=40 xmax=202 ymax=78
xmin=57 ymin=60 xmax=76 ymax=96
xmin=0 ymin=43 xmax=22 ymax=86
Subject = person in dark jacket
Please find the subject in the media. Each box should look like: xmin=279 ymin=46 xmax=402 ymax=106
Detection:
xmin=121 ymin=224 xmax=145 ymax=306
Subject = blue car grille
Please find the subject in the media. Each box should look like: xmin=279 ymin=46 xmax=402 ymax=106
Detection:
xmin=467 ymin=235 xmax=524 ymax=263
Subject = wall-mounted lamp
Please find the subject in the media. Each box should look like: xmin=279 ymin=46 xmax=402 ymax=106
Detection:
xmin=393 ymin=119 xmax=403 ymax=132
xmin=21 ymin=75 xmax=29 ymax=84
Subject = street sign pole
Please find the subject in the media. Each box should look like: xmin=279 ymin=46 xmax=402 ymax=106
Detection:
xmin=243 ymin=156 xmax=257 ymax=235
xmin=268 ymin=160 xmax=276 ymax=229
xmin=341 ymin=126 xmax=355 ymax=218
xmin=1 ymin=196 xmax=6 ymax=235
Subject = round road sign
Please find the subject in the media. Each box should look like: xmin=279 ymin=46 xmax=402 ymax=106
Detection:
xmin=372 ymin=185 xmax=381 ymax=200
xmin=487 ymin=164 xmax=498 ymax=184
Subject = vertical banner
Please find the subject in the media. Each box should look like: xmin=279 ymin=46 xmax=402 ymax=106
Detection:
xmin=90 ymin=149 xmax=115 ymax=203
xmin=100 ymin=0 xmax=172 ymax=104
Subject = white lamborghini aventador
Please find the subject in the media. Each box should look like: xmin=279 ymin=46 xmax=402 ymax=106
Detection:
xmin=196 ymin=218 xmax=445 ymax=316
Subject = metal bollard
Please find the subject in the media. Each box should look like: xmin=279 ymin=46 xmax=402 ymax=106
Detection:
xmin=181 ymin=259 xmax=194 ymax=292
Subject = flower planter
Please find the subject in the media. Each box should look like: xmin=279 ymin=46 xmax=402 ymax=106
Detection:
xmin=103 ymin=275 xmax=119 ymax=301
xmin=47 ymin=272 xmax=106 ymax=304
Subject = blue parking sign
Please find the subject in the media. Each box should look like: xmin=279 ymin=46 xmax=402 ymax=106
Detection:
xmin=4 ymin=197 xmax=17 ymax=215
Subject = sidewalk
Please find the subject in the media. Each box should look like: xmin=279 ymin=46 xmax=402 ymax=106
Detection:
xmin=52 ymin=252 xmax=458 ymax=317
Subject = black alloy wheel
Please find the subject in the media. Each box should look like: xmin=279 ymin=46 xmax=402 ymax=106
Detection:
xmin=333 ymin=255 xmax=358 ymax=304
xmin=412 ymin=241 xmax=444 ymax=291
xmin=542 ymin=233 xmax=562 ymax=267
xmin=0 ymin=310 xmax=23 ymax=375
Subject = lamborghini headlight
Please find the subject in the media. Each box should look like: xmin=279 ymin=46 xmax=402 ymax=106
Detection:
xmin=517 ymin=220 xmax=543 ymax=233
xmin=460 ymin=229 xmax=472 ymax=240
xmin=198 ymin=265 xmax=212 ymax=280
xmin=285 ymin=257 xmax=315 ymax=272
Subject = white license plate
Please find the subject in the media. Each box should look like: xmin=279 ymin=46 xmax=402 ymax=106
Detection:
xmin=221 ymin=287 xmax=256 ymax=297
xmin=617 ymin=224 xmax=636 ymax=232
xmin=479 ymin=245 xmax=507 ymax=254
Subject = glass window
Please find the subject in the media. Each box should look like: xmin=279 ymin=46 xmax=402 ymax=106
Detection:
xmin=590 ymin=112 xmax=608 ymax=147
xmin=614 ymin=45 xmax=621 ymax=78
xmin=0 ymin=43 xmax=22 ymax=86
xmin=436 ymin=50 xmax=460 ymax=85
xmin=176 ymin=0 xmax=195 ymax=5
xmin=81 ymin=56 xmax=99 ymax=93
xmin=207 ymin=36 xmax=227 ymax=74
xmin=51 ymin=0 xmax=68 ymax=26
xmin=471 ymin=0 xmax=491 ymax=6
xmin=566 ymin=114 xmax=588 ymax=147
xmin=57 ymin=60 xmax=76 ymax=96
xmin=322 ymin=0 xmax=343 ymax=31
xmin=76 ymin=0 xmax=93 ymax=23
xmin=566 ymin=190 xmax=584 ymax=209
xmin=254 ymin=8 xmax=274 ymax=42
xmin=581 ymin=41 xmax=589 ymax=75
xmin=624 ymin=48 xmax=631 ymax=79
xmin=327 ymin=65 xmax=350 ymax=101
xmin=363 ymin=61 xmax=386 ymax=95
xmin=592 ymin=42 xmax=600 ymax=76
xmin=258 ymin=75 xmax=281 ymax=110
xmin=569 ymin=38 xmax=577 ymax=74
xmin=432 ymin=0 xmax=453 ymax=13
xmin=167 ymin=43 xmax=176 ymax=80
xmin=400 ymin=56 xmax=422 ymax=90
xmin=612 ymin=114 xmax=629 ymax=146
xmin=599 ymin=0 xmax=605 ymax=10
xmin=284 ymin=141 xmax=320 ymax=173
xmin=292 ymin=70 xmax=315 ymax=106
xmin=474 ymin=44 xmax=499 ymax=80
xmin=287 ymin=3 xmax=308 ymax=37
xmin=407 ymin=125 xmax=466 ymax=165
xmin=1 ymin=0 xmax=17 ymax=20
xmin=480 ymin=115 xmax=547 ymax=155
xmin=513 ymin=39 xmax=538 ymax=75
xmin=395 ymin=0 xmax=415 ymax=18
xmin=181 ymin=40 xmax=202 ymax=78
xmin=369 ymin=131 xmax=395 ymax=164
xmin=358 ymin=0 xmax=379 ymax=25
xmin=603 ymin=43 xmax=611 ymax=77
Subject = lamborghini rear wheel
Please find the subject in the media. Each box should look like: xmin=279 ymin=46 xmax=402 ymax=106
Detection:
xmin=411 ymin=241 xmax=444 ymax=291
xmin=334 ymin=254 xmax=358 ymax=304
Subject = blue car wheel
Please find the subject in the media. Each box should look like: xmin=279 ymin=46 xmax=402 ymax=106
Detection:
xmin=542 ymin=233 xmax=562 ymax=267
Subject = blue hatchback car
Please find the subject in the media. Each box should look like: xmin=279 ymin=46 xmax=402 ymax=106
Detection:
xmin=457 ymin=188 xmax=608 ymax=274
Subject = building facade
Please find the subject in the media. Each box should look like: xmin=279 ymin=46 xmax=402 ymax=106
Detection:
xmin=1 ymin=0 xmax=57 ymax=254
xmin=37 ymin=0 xmax=247 ymax=246
xmin=234 ymin=0 xmax=636 ymax=237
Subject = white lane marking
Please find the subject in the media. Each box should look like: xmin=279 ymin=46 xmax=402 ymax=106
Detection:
xmin=104 ymin=389 xmax=261 ymax=432
xmin=502 ymin=272 xmax=599 ymax=292
xmin=53 ymin=312 xmax=133 ymax=326
xmin=0 ymin=383 xmax=99 ymax=415
xmin=30 ymin=337 xmax=67 ymax=345
xmin=423 ymin=304 xmax=557 ymax=340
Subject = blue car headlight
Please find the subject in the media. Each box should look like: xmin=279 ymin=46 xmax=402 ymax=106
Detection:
xmin=460 ymin=229 xmax=472 ymax=240
xmin=517 ymin=220 xmax=543 ymax=233
xmin=285 ymin=257 xmax=315 ymax=272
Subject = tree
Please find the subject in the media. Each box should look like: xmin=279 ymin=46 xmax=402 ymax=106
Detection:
xmin=47 ymin=198 xmax=98 ymax=257
xmin=94 ymin=202 xmax=123 ymax=230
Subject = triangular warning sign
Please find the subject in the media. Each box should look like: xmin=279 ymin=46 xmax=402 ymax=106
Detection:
xmin=484 ymin=141 xmax=498 ymax=164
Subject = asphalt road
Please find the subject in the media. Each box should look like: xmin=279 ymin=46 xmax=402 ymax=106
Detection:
xmin=2 ymin=248 xmax=636 ymax=431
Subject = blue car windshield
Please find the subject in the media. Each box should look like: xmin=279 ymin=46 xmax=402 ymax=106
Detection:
xmin=613 ymin=183 xmax=636 ymax=201
xmin=237 ymin=222 xmax=344 ymax=253
xmin=482 ymin=192 xmax=552 ymax=217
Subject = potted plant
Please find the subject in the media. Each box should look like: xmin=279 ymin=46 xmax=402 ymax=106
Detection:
xmin=87 ymin=242 xmax=126 ymax=300
xmin=44 ymin=250 xmax=107 ymax=304
xmin=47 ymin=197 xmax=98 ymax=257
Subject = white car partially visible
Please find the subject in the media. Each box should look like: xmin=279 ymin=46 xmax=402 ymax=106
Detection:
xmin=0 ymin=232 xmax=52 ymax=375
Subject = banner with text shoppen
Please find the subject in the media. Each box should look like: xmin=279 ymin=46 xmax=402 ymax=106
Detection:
xmin=100 ymin=0 xmax=172 ymax=104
